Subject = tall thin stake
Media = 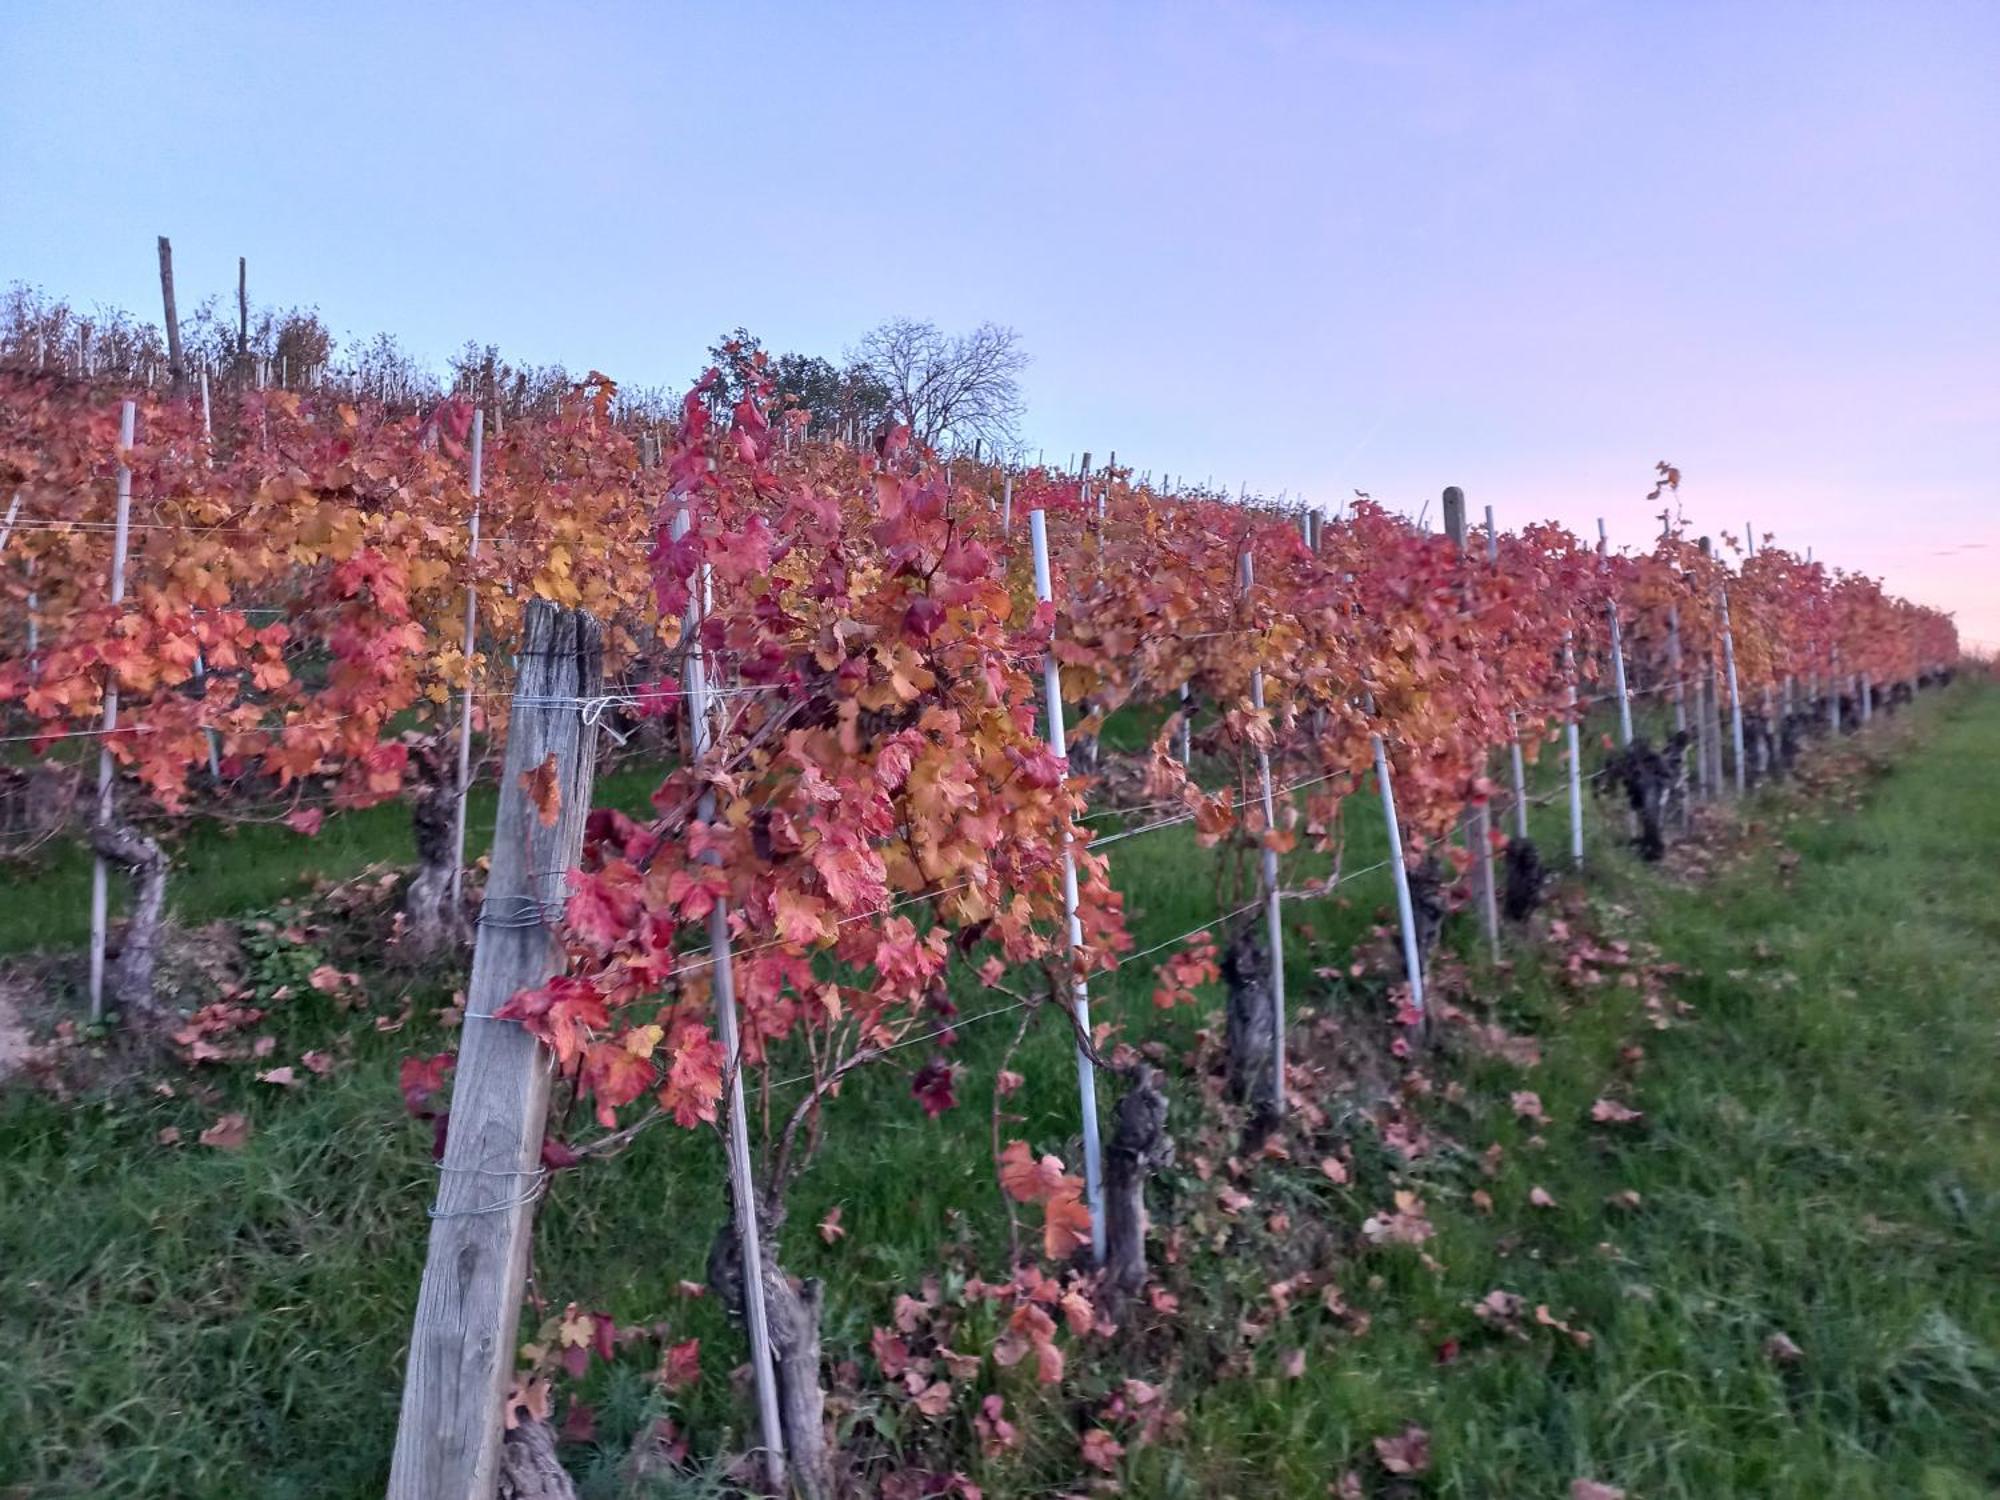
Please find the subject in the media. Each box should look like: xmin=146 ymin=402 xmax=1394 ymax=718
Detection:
xmin=1240 ymin=549 xmax=1287 ymax=1118
xmin=1029 ymin=509 xmax=1107 ymax=1263
xmin=88 ymin=399 xmax=137 ymax=1022
xmin=674 ymin=506 xmax=790 ymax=1485
xmin=449 ymin=411 xmax=485 ymax=909
xmin=1719 ymin=585 xmax=1746 ymax=794
xmin=1563 ymin=630 xmax=1584 ymax=868
xmin=1372 ymin=730 xmax=1426 ymax=1021
xmin=1599 ymin=519 xmax=1633 ymax=746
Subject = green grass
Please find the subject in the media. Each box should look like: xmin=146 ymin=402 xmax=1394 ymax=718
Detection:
xmin=2 ymin=688 xmax=1995 ymax=1497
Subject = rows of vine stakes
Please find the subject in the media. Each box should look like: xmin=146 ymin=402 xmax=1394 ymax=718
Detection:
xmin=0 ymin=360 xmax=1959 ymax=1495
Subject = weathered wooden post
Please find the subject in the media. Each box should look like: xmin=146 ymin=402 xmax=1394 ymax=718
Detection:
xmin=389 ymin=601 xmax=603 ymax=1500
xmin=1442 ymin=488 xmax=1499 ymax=958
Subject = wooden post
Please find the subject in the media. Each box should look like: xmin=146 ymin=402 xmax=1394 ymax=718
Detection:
xmin=87 ymin=400 xmax=136 ymax=1023
xmin=673 ymin=507 xmax=790 ymax=1487
xmin=449 ymin=411 xmax=486 ymax=910
xmin=1240 ymin=549 xmax=1287 ymax=1118
xmin=1563 ymin=630 xmax=1584 ymax=868
xmin=1599 ymin=519 xmax=1633 ymax=746
xmin=1442 ymin=487 xmax=1499 ymax=959
xmin=156 ymin=237 xmax=186 ymax=394
xmin=388 ymin=601 xmax=603 ymax=1500
xmin=236 ymin=256 xmax=249 ymax=368
xmin=1029 ymin=509 xmax=1107 ymax=1262
xmin=1372 ymin=730 xmax=1427 ymax=1021
xmin=1488 ymin=506 xmax=1530 ymax=839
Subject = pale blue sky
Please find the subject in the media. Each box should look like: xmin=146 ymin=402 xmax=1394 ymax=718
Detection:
xmin=2 ymin=1 xmax=1994 ymax=643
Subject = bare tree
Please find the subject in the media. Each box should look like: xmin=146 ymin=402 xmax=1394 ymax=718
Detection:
xmin=850 ymin=317 xmax=1027 ymax=452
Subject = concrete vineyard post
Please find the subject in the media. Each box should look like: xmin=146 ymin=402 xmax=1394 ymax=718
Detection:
xmin=87 ymin=400 xmax=136 ymax=1023
xmin=1029 ymin=508 xmax=1108 ymax=1264
xmin=388 ymin=602 xmax=604 ymax=1500
xmin=1240 ymin=549 xmax=1288 ymax=1118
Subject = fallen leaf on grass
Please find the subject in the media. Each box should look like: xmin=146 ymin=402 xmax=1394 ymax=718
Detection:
xmin=256 ymin=1066 xmax=298 ymax=1087
xmin=1590 ymin=1097 xmax=1643 ymax=1124
xmin=1571 ymin=1482 xmax=1626 ymax=1500
xmin=156 ymin=1126 xmax=182 ymax=1146
xmin=300 ymin=1050 xmax=334 ymax=1075
xmin=199 ymin=1113 xmax=251 ymax=1150
xmin=1510 ymin=1090 xmax=1547 ymax=1123
xmin=1529 ymin=1185 xmax=1558 ymax=1209
xmin=1373 ymin=1423 xmax=1431 ymax=1475
xmin=1080 ymin=1427 xmax=1125 ymax=1472
xmin=818 ymin=1205 xmax=846 ymax=1244
xmin=1280 ymin=1347 xmax=1307 ymax=1379
xmin=1764 ymin=1331 xmax=1804 ymax=1364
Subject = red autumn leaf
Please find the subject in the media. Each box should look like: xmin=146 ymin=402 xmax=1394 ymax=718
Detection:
xmin=520 ymin=752 xmax=561 ymax=827
xmin=399 ymin=1052 xmax=455 ymax=1117
xmin=658 ymin=1337 xmax=701 ymax=1393
xmin=284 ymin=806 xmax=325 ymax=836
xmin=1042 ymin=1188 xmax=1093 ymax=1260
xmin=818 ymin=1205 xmax=846 ymax=1244
xmin=911 ymin=1058 xmax=958 ymax=1118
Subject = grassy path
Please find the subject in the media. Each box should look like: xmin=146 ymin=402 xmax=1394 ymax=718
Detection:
xmin=0 ymin=687 xmax=1994 ymax=1497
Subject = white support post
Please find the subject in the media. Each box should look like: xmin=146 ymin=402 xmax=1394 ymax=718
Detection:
xmin=1177 ymin=681 xmax=1193 ymax=766
xmin=1487 ymin=506 xmax=1530 ymax=839
xmin=1859 ymin=671 xmax=1873 ymax=725
xmin=1563 ymin=631 xmax=1584 ymax=868
xmin=449 ymin=412 xmax=485 ymax=910
xmin=1599 ymin=519 xmax=1633 ymax=747
xmin=1719 ymin=585 xmax=1746 ymax=794
xmin=1667 ymin=604 xmax=1688 ymax=737
xmin=0 ymin=491 xmax=19 ymax=556
xmin=673 ymin=506 xmax=789 ymax=1489
xmin=1240 ymin=549 xmax=1287 ymax=1120
xmin=1372 ymin=731 xmax=1426 ymax=1021
xmin=1028 ymin=509 xmax=1107 ymax=1264
xmin=1828 ymin=648 xmax=1842 ymax=733
xmin=88 ymin=400 xmax=137 ymax=1023
xmin=1001 ymin=471 xmax=1013 ymax=537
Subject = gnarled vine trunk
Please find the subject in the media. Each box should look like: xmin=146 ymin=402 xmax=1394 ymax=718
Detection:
xmin=403 ymin=738 xmax=464 ymax=959
xmin=707 ymin=1208 xmax=833 ymax=1500
xmin=1501 ymin=837 xmax=1546 ymax=922
xmin=1101 ymin=1066 xmax=1172 ymax=1321
xmin=90 ymin=820 xmax=169 ymax=1016
xmin=496 ymin=1418 xmax=577 ymax=1500
xmin=1220 ymin=918 xmax=1276 ymax=1142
